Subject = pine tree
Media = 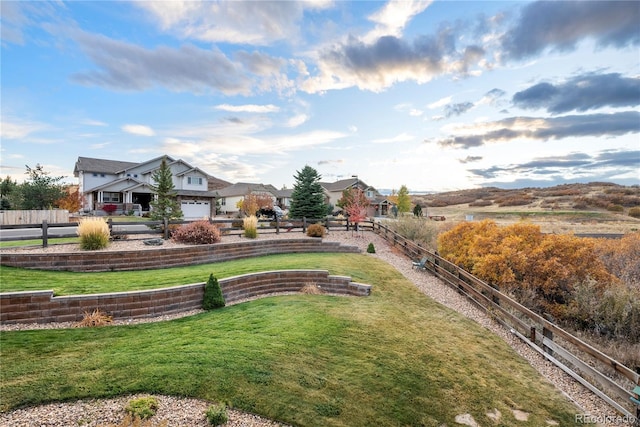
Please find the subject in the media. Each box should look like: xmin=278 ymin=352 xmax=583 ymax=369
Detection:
xmin=203 ymin=274 xmax=225 ymax=309
xmin=289 ymin=165 xmax=327 ymax=219
xmin=149 ymin=157 xmax=183 ymax=221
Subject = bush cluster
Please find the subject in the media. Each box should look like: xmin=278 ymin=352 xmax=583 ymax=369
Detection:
xmin=382 ymin=216 xmax=439 ymax=250
xmin=306 ymin=223 xmax=326 ymax=237
xmin=243 ymin=215 xmax=258 ymax=238
xmin=171 ymin=220 xmax=221 ymax=245
xmin=125 ymin=396 xmax=159 ymax=420
xmin=102 ymin=204 xmax=118 ymax=215
xmin=77 ymin=217 xmax=110 ymax=250
xmin=205 ymin=403 xmax=228 ymax=425
xmin=628 ymin=207 xmax=640 ymax=218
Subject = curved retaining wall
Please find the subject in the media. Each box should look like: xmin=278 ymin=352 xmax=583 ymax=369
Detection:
xmin=0 ymin=239 xmax=360 ymax=272
xmin=0 ymin=270 xmax=372 ymax=324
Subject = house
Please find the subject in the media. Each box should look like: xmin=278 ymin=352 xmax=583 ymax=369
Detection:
xmin=321 ymin=177 xmax=393 ymax=217
xmin=74 ymin=156 xmax=230 ymax=219
xmin=216 ymin=182 xmax=284 ymax=216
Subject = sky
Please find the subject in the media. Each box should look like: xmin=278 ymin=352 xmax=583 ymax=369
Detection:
xmin=1 ymin=0 xmax=639 ymax=193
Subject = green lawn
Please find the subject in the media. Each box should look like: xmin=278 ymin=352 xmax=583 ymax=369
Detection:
xmin=0 ymin=254 xmax=583 ymax=426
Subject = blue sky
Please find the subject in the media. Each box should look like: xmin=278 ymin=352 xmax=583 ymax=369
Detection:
xmin=1 ymin=0 xmax=639 ymax=192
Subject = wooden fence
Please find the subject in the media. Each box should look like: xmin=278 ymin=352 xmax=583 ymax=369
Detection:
xmin=0 ymin=209 xmax=69 ymax=225
xmin=0 ymin=216 xmax=370 ymax=246
xmin=369 ymin=221 xmax=640 ymax=421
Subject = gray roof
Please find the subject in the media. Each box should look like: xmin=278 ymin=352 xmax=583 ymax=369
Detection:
xmin=74 ymin=157 xmax=138 ymax=176
xmin=216 ymin=182 xmax=280 ymax=197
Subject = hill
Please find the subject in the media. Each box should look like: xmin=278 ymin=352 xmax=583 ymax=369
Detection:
xmin=409 ymin=182 xmax=640 ymax=235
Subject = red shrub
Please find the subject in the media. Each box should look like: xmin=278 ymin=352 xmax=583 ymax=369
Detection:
xmin=171 ymin=220 xmax=221 ymax=244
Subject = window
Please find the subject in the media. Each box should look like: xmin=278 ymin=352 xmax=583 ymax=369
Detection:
xmin=187 ymin=176 xmax=203 ymax=185
xmin=220 ymin=198 xmax=226 ymax=206
xmin=103 ymin=192 xmax=121 ymax=202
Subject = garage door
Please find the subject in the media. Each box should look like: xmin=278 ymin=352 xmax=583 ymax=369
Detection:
xmin=181 ymin=200 xmax=210 ymax=219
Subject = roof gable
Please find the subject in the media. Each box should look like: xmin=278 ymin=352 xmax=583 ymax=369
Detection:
xmin=74 ymin=157 xmax=138 ymax=176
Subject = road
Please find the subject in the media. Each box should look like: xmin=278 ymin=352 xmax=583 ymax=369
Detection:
xmin=0 ymin=224 xmax=151 ymax=241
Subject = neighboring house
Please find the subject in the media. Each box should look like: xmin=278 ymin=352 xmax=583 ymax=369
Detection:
xmin=216 ymin=182 xmax=283 ymax=216
xmin=74 ymin=156 xmax=230 ymax=219
xmin=321 ymin=177 xmax=393 ymax=217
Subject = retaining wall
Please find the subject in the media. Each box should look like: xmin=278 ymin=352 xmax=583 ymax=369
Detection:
xmin=0 ymin=270 xmax=372 ymax=324
xmin=0 ymin=239 xmax=360 ymax=272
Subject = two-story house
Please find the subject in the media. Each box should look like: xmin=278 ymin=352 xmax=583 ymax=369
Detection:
xmin=74 ymin=156 xmax=230 ymax=219
xmin=321 ymin=177 xmax=392 ymax=217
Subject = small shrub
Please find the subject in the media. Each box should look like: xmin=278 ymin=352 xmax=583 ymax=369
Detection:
xmin=102 ymin=203 xmax=118 ymax=215
xmin=171 ymin=220 xmax=221 ymax=244
xmin=243 ymin=215 xmax=258 ymax=238
xmin=629 ymin=207 xmax=640 ymax=218
xmin=301 ymin=282 xmax=323 ymax=294
xmin=203 ymin=274 xmax=225 ymax=310
xmin=306 ymin=223 xmax=325 ymax=237
xmin=367 ymin=242 xmax=376 ymax=253
xmin=205 ymin=403 xmax=228 ymax=426
xmin=75 ymin=308 xmax=113 ymax=327
xmin=607 ymin=204 xmax=624 ymax=212
xmin=77 ymin=217 xmax=110 ymax=250
xmin=125 ymin=396 xmax=159 ymax=420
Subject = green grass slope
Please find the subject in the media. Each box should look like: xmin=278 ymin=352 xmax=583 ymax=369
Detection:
xmin=0 ymin=254 xmax=582 ymax=426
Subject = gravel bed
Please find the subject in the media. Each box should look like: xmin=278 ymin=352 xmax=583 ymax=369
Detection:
xmin=0 ymin=230 xmax=617 ymax=426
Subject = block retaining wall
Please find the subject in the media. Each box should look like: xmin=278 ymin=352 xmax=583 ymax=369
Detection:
xmin=0 ymin=270 xmax=372 ymax=324
xmin=0 ymin=239 xmax=360 ymax=272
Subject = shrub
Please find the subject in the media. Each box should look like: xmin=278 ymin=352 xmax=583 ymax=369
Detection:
xmin=74 ymin=308 xmax=113 ymax=328
xmin=367 ymin=243 xmax=375 ymax=253
xmin=102 ymin=203 xmax=118 ymax=215
xmin=301 ymin=282 xmax=323 ymax=294
xmin=77 ymin=217 xmax=110 ymax=250
xmin=203 ymin=274 xmax=225 ymax=310
xmin=306 ymin=223 xmax=326 ymax=237
xmin=382 ymin=216 xmax=439 ymax=250
xmin=205 ymin=403 xmax=228 ymax=426
xmin=125 ymin=396 xmax=159 ymax=420
xmin=243 ymin=215 xmax=258 ymax=238
xmin=629 ymin=207 xmax=640 ymax=218
xmin=171 ymin=220 xmax=221 ymax=245
xmin=607 ymin=204 xmax=624 ymax=212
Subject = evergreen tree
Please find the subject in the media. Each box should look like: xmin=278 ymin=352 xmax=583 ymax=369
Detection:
xmin=289 ymin=165 xmax=327 ymax=219
xmin=203 ymin=274 xmax=225 ymax=309
xmin=0 ymin=176 xmax=19 ymax=209
xmin=20 ymin=164 xmax=66 ymax=209
xmin=149 ymin=157 xmax=183 ymax=221
xmin=397 ymin=185 xmax=411 ymax=214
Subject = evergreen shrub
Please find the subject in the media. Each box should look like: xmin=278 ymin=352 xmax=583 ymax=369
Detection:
xmin=77 ymin=217 xmax=110 ymax=250
xmin=203 ymin=274 xmax=225 ymax=310
xmin=367 ymin=243 xmax=376 ymax=253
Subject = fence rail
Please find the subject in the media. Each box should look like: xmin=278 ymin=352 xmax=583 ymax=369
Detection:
xmin=369 ymin=221 xmax=640 ymax=421
xmin=0 ymin=216 xmax=371 ymax=246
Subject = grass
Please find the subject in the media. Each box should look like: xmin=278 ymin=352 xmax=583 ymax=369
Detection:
xmin=0 ymin=237 xmax=79 ymax=248
xmin=0 ymin=254 xmax=583 ymax=426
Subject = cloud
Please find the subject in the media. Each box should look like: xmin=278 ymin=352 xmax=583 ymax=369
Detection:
xmin=122 ymin=124 xmax=155 ymax=136
xmin=0 ymin=116 xmax=48 ymax=139
xmin=467 ymin=149 xmax=640 ymax=186
xmin=71 ymin=31 xmax=251 ymax=95
xmin=363 ymin=0 xmax=433 ymax=43
xmin=512 ymin=72 xmax=640 ymax=114
xmin=136 ymin=1 xmax=329 ymax=45
xmin=458 ymin=156 xmax=483 ymax=164
xmin=82 ymin=119 xmax=108 ymax=127
xmin=435 ymin=111 xmax=640 ymax=149
xmin=501 ymin=0 xmax=640 ymax=60
xmin=214 ymin=104 xmax=280 ymax=113
xmin=428 ymin=96 xmax=452 ymax=109
xmin=317 ymin=159 xmax=344 ymax=166
xmin=478 ymin=88 xmax=506 ymax=106
xmin=444 ymin=102 xmax=474 ymax=118
xmin=285 ymin=114 xmax=309 ymax=128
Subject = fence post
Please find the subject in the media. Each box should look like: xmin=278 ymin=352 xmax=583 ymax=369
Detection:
xmin=302 ymin=217 xmax=307 ymax=233
xmin=42 ymin=220 xmax=48 ymax=248
xmin=107 ymin=218 xmax=113 ymax=235
xmin=530 ymin=326 xmax=537 ymax=343
xmin=163 ymin=217 xmax=169 ymax=239
xmin=542 ymin=326 xmax=554 ymax=357
xmin=276 ymin=216 xmax=280 ymax=234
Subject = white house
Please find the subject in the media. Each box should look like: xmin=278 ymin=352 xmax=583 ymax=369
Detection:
xmin=74 ymin=156 xmax=230 ymax=219
xmin=320 ymin=177 xmax=392 ymax=217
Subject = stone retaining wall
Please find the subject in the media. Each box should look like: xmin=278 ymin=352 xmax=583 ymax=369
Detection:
xmin=0 ymin=239 xmax=360 ymax=272
xmin=0 ymin=270 xmax=372 ymax=324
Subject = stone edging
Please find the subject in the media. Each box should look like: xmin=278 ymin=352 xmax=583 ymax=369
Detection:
xmin=0 ymin=270 xmax=372 ymax=324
